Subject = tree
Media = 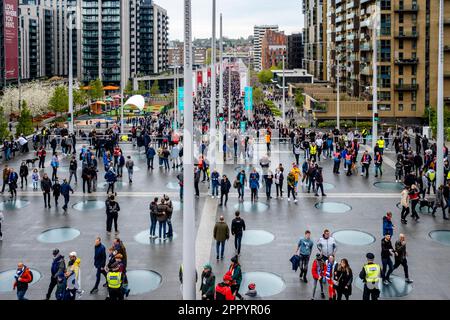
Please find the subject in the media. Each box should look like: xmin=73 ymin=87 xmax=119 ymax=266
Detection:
xmin=276 ymin=61 xmax=283 ymax=70
xmin=88 ymin=78 xmax=104 ymax=100
xmin=257 ymin=69 xmax=273 ymax=84
xmin=0 ymin=106 xmax=10 ymax=142
xmin=49 ymin=85 xmax=69 ymax=115
xmin=295 ymin=89 xmax=304 ymax=111
xmin=73 ymin=88 xmax=88 ymax=110
xmin=150 ymin=80 xmax=160 ymax=96
xmin=253 ymin=87 xmax=264 ymax=106
xmin=16 ymin=101 xmax=34 ymax=136
xmin=124 ymin=80 xmax=134 ymax=95
xmin=424 ymin=106 xmax=450 ymax=139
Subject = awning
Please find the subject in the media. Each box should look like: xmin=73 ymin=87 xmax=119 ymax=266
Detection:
xmin=104 ymin=85 xmax=120 ymax=90
xmin=93 ymin=101 xmax=106 ymax=105
xmin=124 ymin=95 xmax=145 ymax=111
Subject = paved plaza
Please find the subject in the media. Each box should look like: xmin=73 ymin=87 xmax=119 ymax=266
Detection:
xmin=0 ymin=138 xmax=449 ymax=300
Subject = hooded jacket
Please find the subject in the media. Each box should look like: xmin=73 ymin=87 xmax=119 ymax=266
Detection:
xmin=66 ymin=258 xmax=81 ymax=290
xmin=383 ymin=216 xmax=394 ymax=236
xmin=51 ymin=254 xmax=66 ymax=278
xmin=317 ymin=235 xmax=337 ymax=257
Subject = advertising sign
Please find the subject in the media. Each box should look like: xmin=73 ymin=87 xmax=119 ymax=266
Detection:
xmin=178 ymin=87 xmax=184 ymax=112
xmin=3 ymin=0 xmax=19 ymax=80
xmin=244 ymin=86 xmax=253 ymax=111
xmin=197 ymin=71 xmax=203 ymax=85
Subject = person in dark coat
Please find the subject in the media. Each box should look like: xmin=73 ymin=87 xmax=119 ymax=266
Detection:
xmin=60 ymin=179 xmax=74 ymax=211
xmin=334 ymin=258 xmax=353 ymax=300
xmin=219 ymin=175 xmax=231 ymax=206
xmin=41 ymin=173 xmax=53 ymax=208
xmin=231 ymin=211 xmax=246 ymax=255
xmin=45 ymin=249 xmax=66 ymax=300
xmin=200 ymin=264 xmax=215 ymax=300
xmin=105 ymin=195 xmax=121 ymax=234
xmin=90 ymin=237 xmax=107 ymax=294
xmin=52 ymin=178 xmax=61 ymax=207
xmin=19 ymin=161 xmax=28 ymax=189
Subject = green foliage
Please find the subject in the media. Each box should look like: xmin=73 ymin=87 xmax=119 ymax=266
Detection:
xmin=294 ymin=89 xmax=304 ymax=111
xmin=49 ymin=85 xmax=69 ymax=114
xmin=124 ymin=80 xmax=134 ymax=95
xmin=424 ymin=106 xmax=450 ymax=139
xmin=264 ymin=100 xmax=282 ymax=117
xmin=253 ymin=87 xmax=264 ymax=106
xmin=317 ymin=120 xmax=373 ymax=129
xmin=88 ymin=78 xmax=104 ymax=100
xmin=150 ymin=80 xmax=160 ymax=96
xmin=16 ymin=101 xmax=34 ymax=136
xmin=74 ymin=88 xmax=88 ymax=107
xmin=257 ymin=69 xmax=273 ymax=84
xmin=0 ymin=106 xmax=10 ymax=142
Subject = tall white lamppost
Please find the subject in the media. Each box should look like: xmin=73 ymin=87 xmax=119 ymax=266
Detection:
xmin=209 ymin=0 xmax=217 ymax=166
xmin=437 ymin=0 xmax=445 ymax=188
xmin=219 ymin=13 xmax=224 ymax=152
xmin=371 ymin=4 xmax=380 ymax=152
xmin=182 ymin=0 xmax=196 ymax=300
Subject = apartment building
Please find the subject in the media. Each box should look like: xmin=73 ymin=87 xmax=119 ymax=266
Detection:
xmin=253 ymin=25 xmax=279 ymax=71
xmin=261 ymin=30 xmax=287 ymax=70
xmin=287 ymin=33 xmax=304 ymax=69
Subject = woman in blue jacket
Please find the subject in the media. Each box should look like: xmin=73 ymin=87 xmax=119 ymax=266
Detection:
xmin=249 ymin=168 xmax=260 ymax=202
xmin=382 ymin=212 xmax=394 ymax=236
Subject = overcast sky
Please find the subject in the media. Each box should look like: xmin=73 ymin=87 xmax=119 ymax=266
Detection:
xmin=155 ymin=0 xmax=304 ymax=41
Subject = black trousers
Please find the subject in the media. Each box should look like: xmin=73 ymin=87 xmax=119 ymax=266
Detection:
xmin=220 ymin=192 xmax=228 ymax=205
xmin=363 ymin=286 xmax=380 ymax=300
xmin=393 ymin=258 xmax=409 ymax=279
xmin=401 ymin=206 xmax=410 ymax=221
xmin=106 ymin=213 xmax=118 ymax=232
xmin=194 ymin=182 xmax=199 ymax=196
xmin=230 ymin=284 xmax=243 ymax=300
xmin=43 ymin=192 xmax=51 ymax=207
xmin=108 ymin=288 xmax=123 ymax=301
xmin=276 ymin=183 xmax=283 ymax=197
xmin=39 ymin=157 xmax=46 ymax=168
xmin=83 ymin=179 xmax=91 ymax=193
xmin=46 ymin=277 xmax=58 ymax=300
xmin=20 ymin=176 xmax=27 ymax=188
xmin=107 ymin=183 xmax=115 ymax=194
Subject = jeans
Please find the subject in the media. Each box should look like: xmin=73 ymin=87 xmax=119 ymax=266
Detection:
xmin=299 ymin=254 xmax=310 ymax=278
xmin=163 ymin=158 xmax=170 ymax=170
xmin=216 ymin=240 xmax=225 ymax=258
xmin=234 ymin=234 xmax=243 ymax=254
xmin=265 ymin=183 xmax=272 ymax=198
xmin=167 ymin=219 xmax=173 ymax=237
xmin=288 ymin=186 xmax=296 ymax=200
xmin=150 ymin=216 xmax=157 ymax=236
xmin=63 ymin=194 xmax=70 ymax=210
xmin=147 ymin=157 xmax=154 ymax=169
xmin=69 ymin=170 xmax=77 ymax=184
xmin=375 ymin=165 xmax=382 ymax=177
xmin=316 ymin=183 xmax=325 ymax=196
xmin=381 ymin=257 xmax=393 ymax=281
xmin=107 ymin=182 xmax=115 ymax=194
xmin=94 ymin=267 xmax=107 ymax=289
xmin=16 ymin=288 xmax=28 ymax=300
xmin=128 ymin=169 xmax=133 ymax=182
xmin=159 ymin=221 xmax=167 ymax=238
xmin=312 ymin=279 xmax=324 ymax=299
xmin=46 ymin=276 xmax=58 ymax=299
xmin=117 ymin=166 xmax=123 ymax=177
xmin=43 ymin=192 xmax=51 ymax=207
xmin=212 ymin=184 xmax=219 ymax=196
xmin=220 ymin=192 xmax=228 ymax=205
xmin=276 ymin=183 xmax=283 ymax=197
xmin=251 ymin=188 xmax=258 ymax=201
xmin=238 ymin=185 xmax=245 ymax=200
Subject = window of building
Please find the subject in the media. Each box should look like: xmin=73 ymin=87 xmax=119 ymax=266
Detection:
xmin=412 ymin=40 xmax=417 ymax=50
xmin=398 ymin=92 xmax=404 ymax=101
xmin=399 ymin=14 xmax=404 ymax=24
xmin=379 ymin=104 xmax=391 ymax=111
xmin=399 ymin=40 xmax=403 ymax=50
xmin=411 ymin=104 xmax=416 ymax=111
xmin=412 ymin=91 xmax=417 ymax=101
xmin=399 ymin=66 xmax=403 ymax=75
xmin=398 ymin=104 xmax=404 ymax=111
xmin=412 ymin=65 xmax=417 ymax=76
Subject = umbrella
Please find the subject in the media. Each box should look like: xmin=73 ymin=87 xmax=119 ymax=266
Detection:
xmin=94 ymin=101 xmax=106 ymax=105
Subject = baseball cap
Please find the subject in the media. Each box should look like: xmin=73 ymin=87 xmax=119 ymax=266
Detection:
xmin=69 ymin=251 xmax=77 ymax=257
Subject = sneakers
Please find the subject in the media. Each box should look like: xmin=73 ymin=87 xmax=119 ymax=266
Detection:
xmin=320 ymin=292 xmax=325 ymax=299
xmin=405 ymin=278 xmax=414 ymax=284
xmin=287 ymin=198 xmax=291 ymax=202
xmin=294 ymin=199 xmax=298 ymax=203
xmin=216 ymin=256 xmax=220 ymax=260
xmin=90 ymin=288 xmax=98 ymax=294
xmin=383 ymin=280 xmax=389 ymax=285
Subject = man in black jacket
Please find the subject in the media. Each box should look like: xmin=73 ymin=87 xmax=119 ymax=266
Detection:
xmin=41 ymin=173 xmax=53 ymax=208
xmin=381 ymin=234 xmax=396 ymax=285
xmin=90 ymin=237 xmax=107 ymax=294
xmin=231 ymin=211 xmax=246 ymax=255
xmin=45 ymin=249 xmax=66 ymax=300
xmin=219 ymin=175 xmax=231 ymax=206
xmin=106 ymin=195 xmax=121 ymax=234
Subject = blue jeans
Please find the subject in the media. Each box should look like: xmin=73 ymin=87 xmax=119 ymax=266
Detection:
xmin=381 ymin=257 xmax=393 ymax=281
xmin=238 ymin=185 xmax=245 ymax=199
xmin=159 ymin=221 xmax=167 ymax=238
xmin=17 ymin=288 xmax=28 ymax=300
xmin=212 ymin=184 xmax=219 ymax=196
xmin=234 ymin=234 xmax=243 ymax=254
xmin=150 ymin=216 xmax=157 ymax=236
xmin=167 ymin=219 xmax=173 ymax=237
xmin=216 ymin=240 xmax=225 ymax=258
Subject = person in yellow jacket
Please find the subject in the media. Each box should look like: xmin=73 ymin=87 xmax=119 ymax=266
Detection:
xmin=290 ymin=164 xmax=302 ymax=192
xmin=107 ymin=268 xmax=123 ymax=301
xmin=359 ymin=253 xmax=381 ymax=300
xmin=309 ymin=143 xmax=317 ymax=162
xmin=65 ymin=252 xmax=81 ymax=300
xmin=377 ymin=137 xmax=385 ymax=155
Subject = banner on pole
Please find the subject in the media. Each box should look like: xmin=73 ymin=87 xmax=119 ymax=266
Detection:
xmin=178 ymin=87 xmax=184 ymax=112
xmin=3 ymin=0 xmax=19 ymax=80
xmin=197 ymin=71 xmax=203 ymax=85
xmin=244 ymin=86 xmax=253 ymax=111
xmin=240 ymin=121 xmax=247 ymax=133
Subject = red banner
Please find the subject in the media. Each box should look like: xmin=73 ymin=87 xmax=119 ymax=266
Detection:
xmin=3 ymin=0 xmax=19 ymax=80
xmin=197 ymin=71 xmax=203 ymax=85
xmin=207 ymin=68 xmax=211 ymax=79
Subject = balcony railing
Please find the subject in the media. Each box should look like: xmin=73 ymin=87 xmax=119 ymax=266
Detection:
xmin=395 ymin=84 xmax=419 ymax=91
xmin=395 ymin=32 xmax=419 ymax=39
xmin=394 ymin=58 xmax=419 ymax=65
xmin=394 ymin=4 xmax=419 ymax=13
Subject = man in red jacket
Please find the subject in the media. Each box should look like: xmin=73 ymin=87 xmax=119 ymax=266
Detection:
xmin=13 ymin=263 xmax=32 ymax=300
xmin=215 ymin=272 xmax=235 ymax=300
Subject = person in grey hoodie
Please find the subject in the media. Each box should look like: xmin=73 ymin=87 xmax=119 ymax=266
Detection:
xmin=317 ymin=229 xmax=337 ymax=261
xmin=296 ymin=230 xmax=314 ymax=283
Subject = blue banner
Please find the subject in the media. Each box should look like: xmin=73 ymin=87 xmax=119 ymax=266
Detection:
xmin=244 ymin=86 xmax=253 ymax=111
xmin=178 ymin=87 xmax=184 ymax=112
xmin=240 ymin=121 xmax=247 ymax=133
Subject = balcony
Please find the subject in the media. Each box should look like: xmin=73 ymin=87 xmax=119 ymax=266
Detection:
xmin=395 ymin=32 xmax=419 ymax=39
xmin=394 ymin=4 xmax=419 ymax=13
xmin=444 ymin=73 xmax=450 ymax=78
xmin=360 ymin=43 xmax=371 ymax=51
xmin=445 ymin=45 xmax=450 ymax=52
xmin=346 ymin=12 xmax=355 ymax=20
xmin=395 ymin=84 xmax=419 ymax=91
xmin=361 ymin=66 xmax=372 ymax=75
xmin=394 ymin=58 xmax=419 ymax=65
xmin=347 ymin=1 xmax=355 ymax=9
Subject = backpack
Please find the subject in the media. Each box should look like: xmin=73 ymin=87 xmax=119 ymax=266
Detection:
xmin=26 ymin=269 xmax=34 ymax=283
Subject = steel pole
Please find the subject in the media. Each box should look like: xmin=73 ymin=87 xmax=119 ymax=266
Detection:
xmin=371 ymin=7 xmax=378 ymax=152
xmin=437 ymin=0 xmax=445 ymax=188
xmin=68 ymin=22 xmax=74 ymax=134
xmin=219 ymin=13 xmax=224 ymax=153
xmin=120 ymin=0 xmax=125 ymax=134
xmin=210 ymin=0 xmax=217 ymax=166
xmin=336 ymin=52 xmax=340 ymax=131
xmin=182 ymin=0 xmax=196 ymax=300
xmin=282 ymin=53 xmax=286 ymax=124
xmin=228 ymin=57 xmax=231 ymax=131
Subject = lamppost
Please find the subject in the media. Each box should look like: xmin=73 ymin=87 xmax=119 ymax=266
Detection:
xmin=336 ymin=49 xmax=340 ymax=131
xmin=282 ymin=50 xmax=286 ymax=124
xmin=219 ymin=13 xmax=224 ymax=152
xmin=209 ymin=0 xmax=217 ymax=167
xmin=437 ymin=0 xmax=445 ymax=187
xmin=182 ymin=0 xmax=195 ymax=300
xmin=68 ymin=13 xmax=74 ymax=134
xmin=370 ymin=4 xmax=380 ymax=153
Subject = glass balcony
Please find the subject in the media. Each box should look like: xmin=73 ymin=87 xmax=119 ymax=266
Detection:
xmin=394 ymin=58 xmax=419 ymax=65
xmin=395 ymin=84 xmax=419 ymax=91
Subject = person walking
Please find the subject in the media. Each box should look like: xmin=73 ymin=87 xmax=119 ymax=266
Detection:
xmin=19 ymin=161 xmax=28 ymax=189
xmin=194 ymin=166 xmax=201 ymax=198
xmin=374 ymin=151 xmax=383 ymax=178
xmin=8 ymin=168 xmax=18 ymax=199
xmin=50 ymin=153 xmax=60 ymax=181
xmin=317 ymin=229 xmax=337 ymax=261
xmin=311 ymin=253 xmax=325 ymax=300
xmin=45 ymin=249 xmax=66 ymax=300
xmin=104 ymin=167 xmax=117 ymax=194
xmin=200 ymin=264 xmax=215 ymax=300
xmin=381 ymin=233 xmax=396 ymax=285
xmin=274 ymin=165 xmax=284 ymax=199
xmin=231 ymin=211 xmax=246 ymax=256
xmin=52 ymin=178 xmax=61 ymax=207
xmin=286 ymin=171 xmax=297 ymax=203
xmin=265 ymin=169 xmax=274 ymax=199
xmin=13 ymin=262 xmax=33 ymax=300
xmin=125 ymin=156 xmax=134 ymax=184
xmin=41 ymin=173 xmax=53 ymax=208
xmin=249 ymin=168 xmax=260 ymax=202
xmin=400 ymin=186 xmax=410 ymax=224
xmin=324 ymin=255 xmax=338 ymax=300
xmin=146 ymin=145 xmax=156 ymax=170
xmin=228 ymin=256 xmax=244 ymax=300
xmin=211 ymin=169 xmax=220 ymax=198
xmin=105 ymin=195 xmax=120 ymax=234
xmin=314 ymin=166 xmax=326 ymax=197
xmin=31 ymin=168 xmax=40 ymax=191
xmin=37 ymin=146 xmax=47 ymax=169
xmin=213 ymin=216 xmax=230 ymax=261
xmin=64 ymin=252 xmax=81 ymax=300
xmin=382 ymin=212 xmax=395 ymax=237
xmin=61 ymin=179 xmax=74 ymax=212
xmin=392 ymin=234 xmax=414 ymax=284
xmin=69 ymin=155 xmax=78 ymax=185
xmin=149 ymin=197 xmax=159 ymax=239
xmin=359 ymin=253 xmax=381 ymax=300
xmin=296 ymin=230 xmax=314 ymax=283
xmin=90 ymin=237 xmax=107 ymax=294
xmin=432 ymin=184 xmax=449 ymax=220
xmin=334 ymin=258 xmax=353 ymax=301
xmin=360 ymin=151 xmax=372 ymax=178
xmin=219 ymin=175 xmax=231 ymax=206
xmin=81 ymin=165 xmax=92 ymax=194
xmin=0 ymin=165 xmax=9 ymax=194
xmin=235 ymin=169 xmax=246 ymax=202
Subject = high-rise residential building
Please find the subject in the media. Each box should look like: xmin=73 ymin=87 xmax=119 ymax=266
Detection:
xmin=302 ymin=0 xmax=327 ymax=80
xmin=261 ymin=30 xmax=287 ymax=70
xmin=324 ymin=0 xmax=450 ymax=118
xmin=287 ymin=32 xmax=304 ymax=69
xmin=253 ymin=25 xmax=278 ymax=71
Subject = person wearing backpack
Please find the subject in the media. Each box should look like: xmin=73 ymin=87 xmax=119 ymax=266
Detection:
xmin=13 ymin=262 xmax=33 ymax=300
xmin=125 ymin=156 xmax=134 ymax=183
xmin=46 ymin=249 xmax=66 ymax=300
